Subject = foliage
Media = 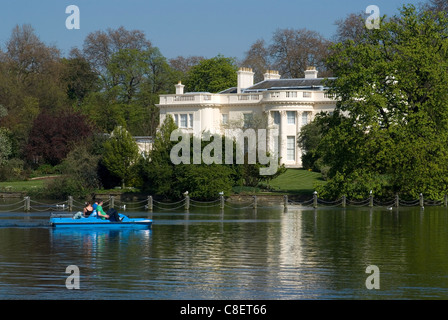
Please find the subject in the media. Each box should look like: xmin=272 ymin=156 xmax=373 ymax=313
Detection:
xmin=0 ymin=158 xmax=28 ymax=182
xmin=25 ymin=110 xmax=94 ymax=166
xmin=242 ymin=28 xmax=332 ymax=79
xmin=174 ymin=164 xmax=234 ymax=200
xmin=317 ymin=5 xmax=448 ymax=200
xmin=184 ymin=55 xmax=238 ymax=93
xmin=0 ymin=106 xmax=12 ymax=166
xmin=297 ymin=118 xmax=325 ymax=172
xmin=139 ymin=115 xmax=179 ymax=198
xmin=61 ymin=55 xmax=99 ymax=105
xmin=102 ymin=126 xmax=141 ymax=188
xmin=139 ymin=115 xmax=286 ymax=199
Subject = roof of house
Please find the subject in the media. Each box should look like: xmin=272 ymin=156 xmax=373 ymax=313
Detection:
xmin=219 ymin=87 xmax=238 ymax=94
xmin=218 ymin=77 xmax=335 ymax=94
xmin=245 ymin=78 xmax=334 ymax=91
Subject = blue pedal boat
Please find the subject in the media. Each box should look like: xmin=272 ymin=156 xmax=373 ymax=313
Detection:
xmin=50 ymin=213 xmax=152 ymax=229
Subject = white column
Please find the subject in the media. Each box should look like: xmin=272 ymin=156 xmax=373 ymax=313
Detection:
xmin=279 ymin=110 xmax=286 ymax=164
xmin=296 ymin=111 xmax=302 ymax=166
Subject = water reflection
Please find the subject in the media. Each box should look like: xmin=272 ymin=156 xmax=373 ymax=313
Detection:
xmin=1 ymin=206 xmax=448 ymax=299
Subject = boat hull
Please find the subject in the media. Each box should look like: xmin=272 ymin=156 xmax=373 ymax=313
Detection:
xmin=50 ymin=214 xmax=152 ymax=229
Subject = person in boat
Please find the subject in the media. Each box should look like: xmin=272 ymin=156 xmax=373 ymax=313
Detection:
xmin=92 ymin=199 xmax=99 ymax=211
xmin=96 ymin=199 xmax=121 ymax=222
xmin=83 ymin=202 xmax=94 ymax=217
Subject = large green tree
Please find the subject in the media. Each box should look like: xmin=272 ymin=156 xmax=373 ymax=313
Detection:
xmin=76 ymin=27 xmax=177 ymax=137
xmin=316 ymin=5 xmax=448 ymax=200
xmin=102 ymin=126 xmax=141 ymax=188
xmin=139 ymin=116 xmax=236 ymax=200
xmin=184 ymin=55 xmax=238 ymax=93
xmin=0 ymin=106 xmax=11 ymax=166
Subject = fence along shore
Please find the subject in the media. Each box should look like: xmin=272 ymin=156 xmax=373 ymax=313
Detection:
xmin=0 ymin=193 xmax=443 ymax=213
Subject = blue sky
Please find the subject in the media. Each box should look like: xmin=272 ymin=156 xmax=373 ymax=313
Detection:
xmin=0 ymin=0 xmax=422 ymax=60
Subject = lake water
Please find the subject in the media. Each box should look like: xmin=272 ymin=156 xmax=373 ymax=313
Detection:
xmin=1 ymin=199 xmax=448 ymax=300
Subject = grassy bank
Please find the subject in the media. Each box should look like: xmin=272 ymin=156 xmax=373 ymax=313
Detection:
xmin=0 ymin=168 xmax=324 ymax=197
xmin=268 ymin=168 xmax=325 ymax=195
xmin=0 ymin=179 xmax=46 ymax=192
xmin=231 ymin=168 xmax=325 ymax=196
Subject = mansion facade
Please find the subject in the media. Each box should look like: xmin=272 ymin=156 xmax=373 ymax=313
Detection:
xmin=156 ymin=67 xmax=336 ymax=167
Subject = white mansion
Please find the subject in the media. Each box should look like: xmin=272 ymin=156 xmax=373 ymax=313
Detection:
xmin=157 ymin=67 xmax=336 ymax=167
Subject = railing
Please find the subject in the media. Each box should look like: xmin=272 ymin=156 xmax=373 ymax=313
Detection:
xmin=0 ymin=193 xmax=444 ymax=213
xmin=159 ymin=91 xmax=335 ymax=105
xmin=288 ymin=193 xmax=441 ymax=209
xmin=173 ymin=95 xmax=195 ymax=102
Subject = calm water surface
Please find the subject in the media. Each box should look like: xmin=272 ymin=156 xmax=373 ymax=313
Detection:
xmin=1 ymin=200 xmax=448 ymax=300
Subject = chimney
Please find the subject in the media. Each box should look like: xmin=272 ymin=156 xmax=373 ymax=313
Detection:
xmin=237 ymin=67 xmax=254 ymax=93
xmin=175 ymin=81 xmax=185 ymax=94
xmin=304 ymin=67 xmax=318 ymax=79
xmin=263 ymin=70 xmax=281 ymax=81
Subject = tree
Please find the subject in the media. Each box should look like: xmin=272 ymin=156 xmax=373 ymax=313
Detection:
xmin=174 ymin=163 xmax=234 ymax=200
xmin=426 ymin=0 xmax=448 ymax=15
xmin=81 ymin=26 xmax=152 ymax=87
xmin=102 ymin=126 xmax=141 ymax=188
xmin=297 ymin=119 xmax=325 ymax=172
xmin=241 ymin=39 xmax=271 ymax=83
xmin=169 ymin=55 xmax=205 ymax=83
xmin=0 ymin=25 xmax=71 ymax=156
xmin=316 ymin=5 xmax=448 ymax=200
xmin=184 ymin=55 xmax=238 ymax=93
xmin=139 ymin=117 xmax=237 ymax=200
xmin=5 ymin=24 xmax=60 ymax=79
xmin=269 ymin=28 xmax=332 ymax=78
xmin=139 ymin=115 xmax=178 ymax=198
xmin=333 ymin=12 xmax=368 ymax=43
xmin=45 ymin=139 xmax=102 ymax=199
xmin=62 ymin=51 xmax=99 ymax=105
xmin=0 ymin=106 xmax=11 ymax=166
xmin=77 ymin=28 xmax=175 ymax=136
xmin=242 ymin=28 xmax=332 ymax=79
xmin=25 ymin=110 xmax=94 ymax=166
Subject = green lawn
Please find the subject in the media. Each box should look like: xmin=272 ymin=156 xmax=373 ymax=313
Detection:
xmin=268 ymin=168 xmax=326 ymax=195
xmin=0 ymin=178 xmax=50 ymax=192
xmin=0 ymin=169 xmax=324 ymax=197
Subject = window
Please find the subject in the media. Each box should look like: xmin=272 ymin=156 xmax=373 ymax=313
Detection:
xmin=303 ymin=92 xmax=311 ymax=98
xmin=172 ymin=113 xmax=193 ymax=128
xmin=287 ymin=136 xmax=295 ymax=161
xmin=287 ymin=111 xmax=296 ymax=124
xmin=222 ymin=114 xmax=229 ymax=124
xmin=273 ymin=111 xmax=280 ymax=125
xmin=243 ymin=113 xmax=253 ymax=128
xmin=302 ymin=112 xmax=309 ymax=126
xmin=286 ymin=91 xmax=297 ymax=98
xmin=180 ymin=114 xmax=188 ymax=128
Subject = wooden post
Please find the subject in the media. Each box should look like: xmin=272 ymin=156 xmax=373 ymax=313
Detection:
xmin=220 ymin=195 xmax=225 ymax=210
xmin=24 ymin=196 xmax=30 ymax=212
xmin=419 ymin=193 xmax=424 ymax=208
xmin=369 ymin=193 xmax=373 ymax=207
xmin=313 ymin=191 xmax=318 ymax=208
xmin=68 ymin=196 xmax=73 ymax=212
xmin=253 ymin=196 xmax=257 ymax=209
xmin=395 ymin=194 xmax=399 ymax=208
xmin=109 ymin=195 xmax=115 ymax=209
xmin=283 ymin=195 xmax=288 ymax=212
xmin=185 ymin=195 xmax=190 ymax=210
xmin=342 ymin=195 xmax=346 ymax=208
xmin=147 ymin=196 xmax=153 ymax=212
xmin=444 ymin=194 xmax=447 ymax=207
